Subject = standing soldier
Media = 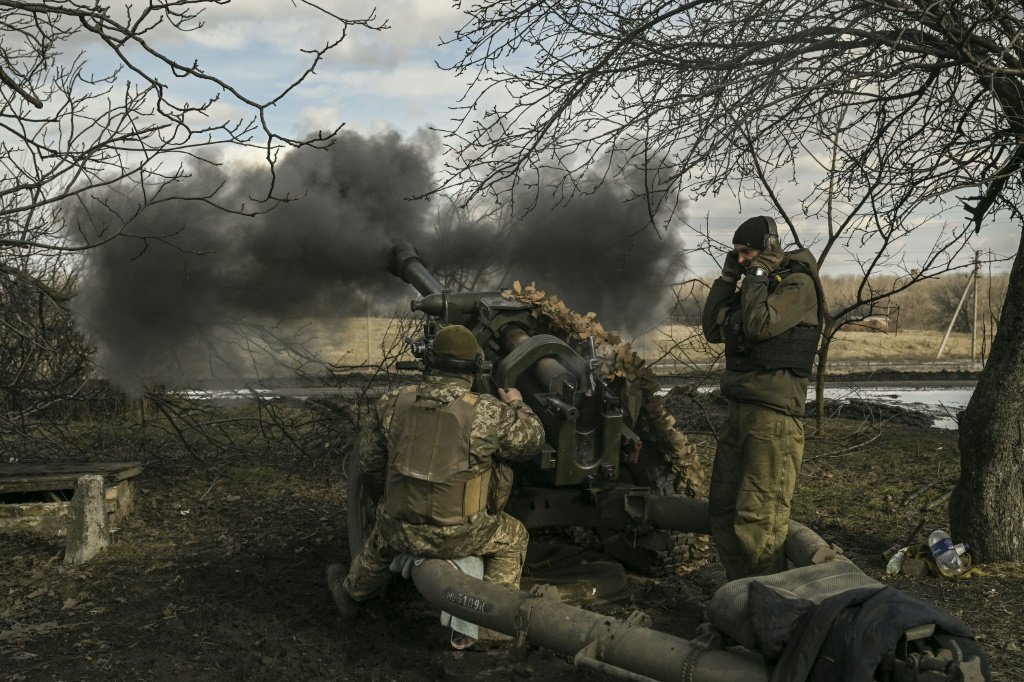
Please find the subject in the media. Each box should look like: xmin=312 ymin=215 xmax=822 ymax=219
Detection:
xmin=701 ymin=216 xmax=822 ymax=580
xmin=326 ymin=324 xmax=545 ymax=644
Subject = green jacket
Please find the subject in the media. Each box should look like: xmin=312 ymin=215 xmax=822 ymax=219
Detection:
xmin=701 ymin=249 xmax=821 ymax=416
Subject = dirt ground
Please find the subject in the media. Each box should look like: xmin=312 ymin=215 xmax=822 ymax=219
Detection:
xmin=1 ymin=395 xmax=1022 ymax=681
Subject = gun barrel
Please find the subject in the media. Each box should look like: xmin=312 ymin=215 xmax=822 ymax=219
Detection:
xmin=388 ymin=240 xmax=445 ymax=296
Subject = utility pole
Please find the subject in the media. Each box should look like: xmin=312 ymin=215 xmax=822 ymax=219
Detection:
xmin=971 ymin=250 xmax=980 ymax=364
xmin=366 ymin=297 xmax=372 ymax=365
xmin=984 ymin=249 xmax=993 ymax=363
xmin=936 ymin=253 xmax=981 ymax=360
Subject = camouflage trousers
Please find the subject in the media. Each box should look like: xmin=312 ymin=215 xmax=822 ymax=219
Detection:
xmin=709 ymin=401 xmax=804 ymax=581
xmin=343 ymin=508 xmax=529 ymax=602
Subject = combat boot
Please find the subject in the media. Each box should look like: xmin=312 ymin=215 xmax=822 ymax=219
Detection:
xmin=325 ymin=564 xmax=361 ymax=618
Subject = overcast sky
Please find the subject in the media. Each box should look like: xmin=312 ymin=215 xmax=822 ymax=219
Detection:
xmin=162 ymin=1 xmax=469 ymax=138
xmin=115 ymin=0 xmax=1018 ymax=279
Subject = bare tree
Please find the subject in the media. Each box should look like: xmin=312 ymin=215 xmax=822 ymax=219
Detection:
xmin=0 ymin=2 xmax=384 ymax=424
xmin=3 ymin=2 xmax=382 ymax=235
xmin=439 ymin=0 xmax=1024 ymax=559
xmin=422 ymin=193 xmax=517 ymax=291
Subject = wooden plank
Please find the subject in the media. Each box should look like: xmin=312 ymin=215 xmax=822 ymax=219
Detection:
xmin=1 ymin=473 xmax=138 ymax=537
xmin=0 ymin=462 xmax=142 ymax=494
xmin=0 ymin=461 xmax=142 ymax=476
xmin=0 ymin=501 xmax=70 ymax=536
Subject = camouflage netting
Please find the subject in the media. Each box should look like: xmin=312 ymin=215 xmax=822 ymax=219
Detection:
xmin=501 ymin=281 xmax=705 ymax=494
xmin=501 ymin=280 xmax=704 ymax=493
xmin=503 ymin=278 xmax=712 ymax=569
xmin=502 ymin=282 xmax=710 ymax=573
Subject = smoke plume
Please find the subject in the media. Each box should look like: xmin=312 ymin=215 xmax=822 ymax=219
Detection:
xmin=70 ymin=130 xmax=685 ymax=391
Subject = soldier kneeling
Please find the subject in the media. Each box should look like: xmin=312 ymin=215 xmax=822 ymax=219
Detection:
xmin=326 ymin=324 xmax=545 ymax=648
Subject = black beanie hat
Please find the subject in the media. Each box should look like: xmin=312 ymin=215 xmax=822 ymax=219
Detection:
xmin=732 ymin=216 xmax=776 ymax=248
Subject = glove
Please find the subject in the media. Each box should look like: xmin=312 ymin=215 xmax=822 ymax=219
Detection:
xmin=720 ymin=250 xmax=744 ymax=284
xmin=747 ymin=235 xmax=783 ymax=274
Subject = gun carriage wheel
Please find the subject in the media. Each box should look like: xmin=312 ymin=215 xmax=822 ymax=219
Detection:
xmin=346 ymin=440 xmax=376 ymax=559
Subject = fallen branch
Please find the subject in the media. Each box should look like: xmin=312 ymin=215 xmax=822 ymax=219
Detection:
xmin=901 ymin=479 xmax=940 ymax=505
xmin=926 ymin=489 xmax=954 ymax=510
xmin=805 ymin=422 xmax=884 ymax=460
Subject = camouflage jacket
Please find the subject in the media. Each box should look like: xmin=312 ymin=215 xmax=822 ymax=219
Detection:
xmin=359 ymin=373 xmax=545 ymax=500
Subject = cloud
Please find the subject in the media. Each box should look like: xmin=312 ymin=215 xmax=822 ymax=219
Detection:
xmin=329 ymin=64 xmax=466 ymax=100
xmin=179 ymin=0 xmax=466 ymax=68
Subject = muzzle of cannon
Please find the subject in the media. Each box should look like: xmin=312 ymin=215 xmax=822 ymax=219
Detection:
xmin=388 ymin=239 xmax=445 ymax=297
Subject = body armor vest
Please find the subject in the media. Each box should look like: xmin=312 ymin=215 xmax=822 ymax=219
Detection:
xmin=383 ymin=386 xmax=491 ymax=526
xmin=723 ymin=263 xmax=821 ymax=377
xmin=724 ymin=323 xmax=819 ymax=376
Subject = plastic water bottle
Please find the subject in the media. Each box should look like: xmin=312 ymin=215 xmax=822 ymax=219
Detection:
xmin=885 ymin=546 xmax=908 ymax=575
xmin=928 ymin=529 xmax=966 ymax=577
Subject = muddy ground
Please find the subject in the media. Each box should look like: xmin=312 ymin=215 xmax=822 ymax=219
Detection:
xmin=1 ymin=393 xmax=1022 ymax=681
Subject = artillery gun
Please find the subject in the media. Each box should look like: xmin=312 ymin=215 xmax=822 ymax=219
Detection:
xmin=347 ymin=240 xmax=698 ymax=574
xmin=342 ymin=241 xmax=990 ymax=682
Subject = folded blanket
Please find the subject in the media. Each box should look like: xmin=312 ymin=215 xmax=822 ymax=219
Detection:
xmin=389 ymin=554 xmax=484 ymax=641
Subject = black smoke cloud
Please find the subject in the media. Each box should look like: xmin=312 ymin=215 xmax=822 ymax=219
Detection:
xmin=419 ymin=153 xmax=686 ymax=330
xmin=432 ymin=171 xmax=684 ymax=324
xmin=71 ymin=130 xmax=685 ymax=391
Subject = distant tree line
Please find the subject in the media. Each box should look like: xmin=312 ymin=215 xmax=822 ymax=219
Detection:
xmin=672 ymin=271 xmax=1009 ymax=335
xmin=823 ymin=272 xmax=1009 ymax=335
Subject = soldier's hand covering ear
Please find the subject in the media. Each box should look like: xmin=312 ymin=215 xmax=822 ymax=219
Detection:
xmin=748 ymin=235 xmax=783 ymax=273
xmin=721 ymin=250 xmax=744 ymax=284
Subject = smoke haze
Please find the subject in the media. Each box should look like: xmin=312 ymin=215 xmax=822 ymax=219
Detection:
xmin=70 ymin=130 xmax=685 ymax=391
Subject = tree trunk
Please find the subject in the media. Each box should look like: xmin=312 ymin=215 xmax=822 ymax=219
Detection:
xmin=814 ymin=324 xmax=835 ymax=434
xmin=951 ymin=228 xmax=1024 ymax=561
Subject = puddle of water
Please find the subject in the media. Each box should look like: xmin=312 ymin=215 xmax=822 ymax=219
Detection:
xmin=819 ymin=386 xmax=974 ymax=430
xmin=664 ymin=384 xmax=975 ymax=430
xmin=190 ymin=384 xmax=977 ymax=429
xmin=172 ymin=388 xmax=279 ymax=401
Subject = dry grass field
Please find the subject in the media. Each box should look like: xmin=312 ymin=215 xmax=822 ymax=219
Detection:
xmin=303 ymin=316 xmax=982 ymax=370
xmin=287 ymin=316 xmax=416 ymax=368
xmin=632 ymin=325 xmax=980 ymax=364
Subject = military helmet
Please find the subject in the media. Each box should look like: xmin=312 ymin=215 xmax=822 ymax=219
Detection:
xmin=432 ymin=325 xmax=482 ymax=363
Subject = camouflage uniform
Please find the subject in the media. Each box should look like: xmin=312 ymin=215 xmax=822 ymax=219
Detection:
xmin=343 ymin=372 xmax=545 ymax=601
xmin=702 ymin=247 xmax=821 ymax=580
